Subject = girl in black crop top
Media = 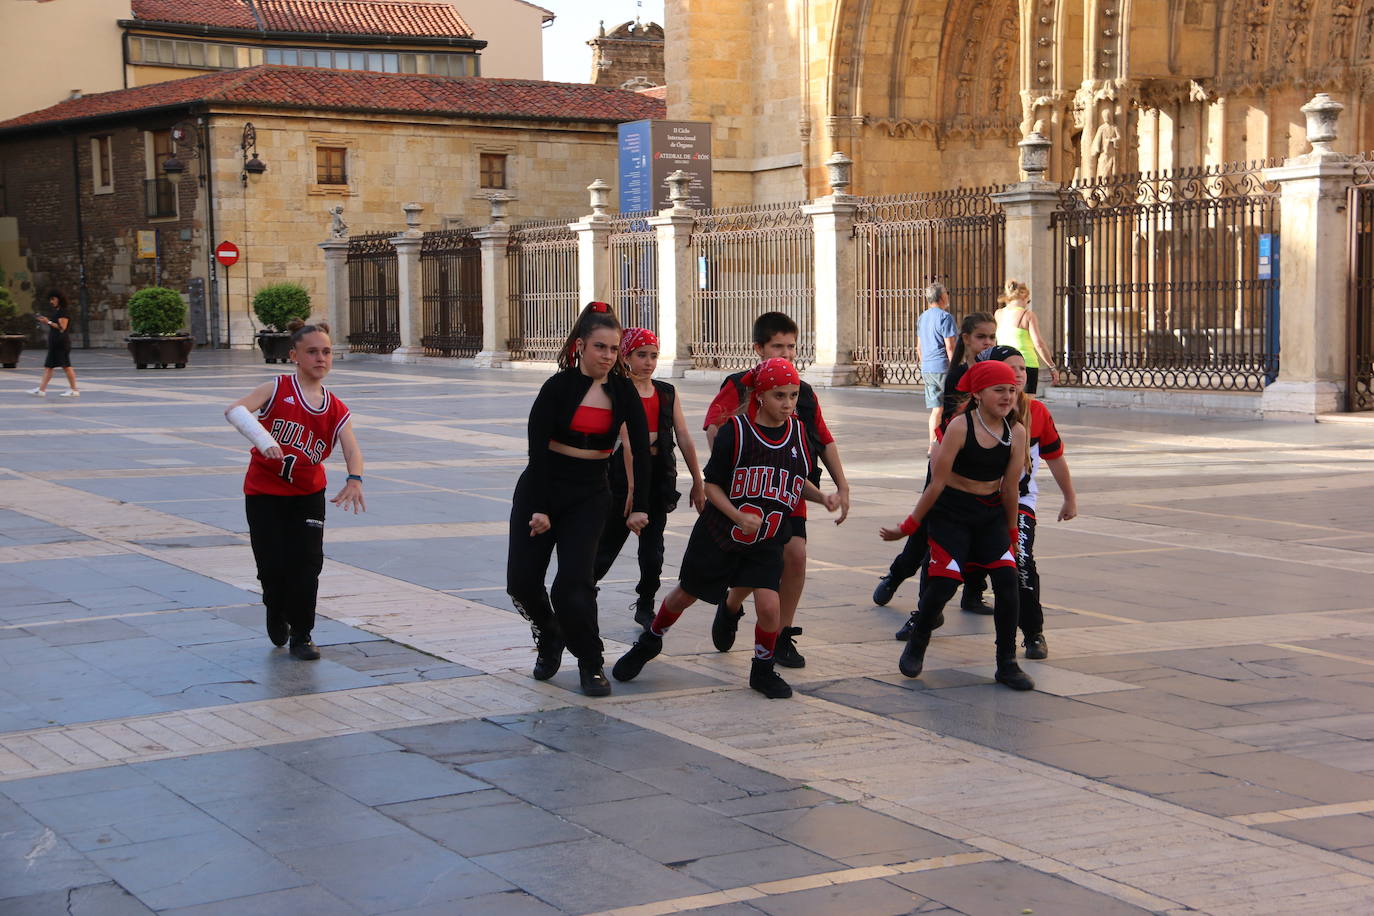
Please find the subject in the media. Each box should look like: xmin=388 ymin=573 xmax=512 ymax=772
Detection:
xmin=879 ymin=359 xmax=1036 ymax=692
xmin=507 ymin=302 xmax=651 ymax=698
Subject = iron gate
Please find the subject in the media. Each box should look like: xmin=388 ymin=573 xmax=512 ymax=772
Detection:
xmin=507 ymin=218 xmax=579 ymax=361
xmin=609 ymin=213 xmax=659 ymax=333
xmin=853 ymin=188 xmax=1005 ymax=385
xmin=346 ymin=231 xmax=399 ymax=353
xmin=689 ymin=202 xmax=815 ymax=370
xmin=420 ymin=228 xmax=482 ymax=357
xmin=1052 ymin=161 xmax=1281 ymax=391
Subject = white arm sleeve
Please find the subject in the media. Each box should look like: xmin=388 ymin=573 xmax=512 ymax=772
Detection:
xmin=227 ymin=405 xmax=280 ymax=453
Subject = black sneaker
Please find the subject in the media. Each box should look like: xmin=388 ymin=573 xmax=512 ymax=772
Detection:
xmin=611 ymin=631 xmax=662 ymax=682
xmin=265 ymin=608 xmax=288 ymax=647
xmin=632 ymin=599 xmax=655 ymax=629
xmin=995 ymin=662 xmax=1035 ymax=691
xmin=898 ymin=628 xmax=930 ymax=678
xmin=872 ymin=575 xmax=902 ymax=607
xmin=749 ymin=658 xmax=793 ymax=698
xmin=579 ymin=667 xmax=612 ymax=697
xmin=774 ymin=627 xmax=805 ymax=669
xmin=895 ymin=611 xmax=942 ymax=641
xmin=710 ymin=599 xmax=745 ymax=652
xmin=960 ymin=594 xmax=993 ymax=615
xmin=289 ymin=638 xmax=321 ymax=661
xmin=532 ymin=636 xmax=563 ymax=681
xmin=1024 ymin=633 xmax=1048 ymax=660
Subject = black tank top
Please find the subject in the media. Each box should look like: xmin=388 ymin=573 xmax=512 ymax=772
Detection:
xmin=951 ymin=409 xmax=1011 ymax=482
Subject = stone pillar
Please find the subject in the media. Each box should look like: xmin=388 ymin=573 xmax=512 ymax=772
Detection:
xmin=992 ymin=131 xmax=1062 ymax=369
xmin=648 ymin=171 xmax=696 ymax=378
xmin=1261 ymin=94 xmax=1355 ymax=418
xmin=570 ymin=178 xmax=612 ymax=306
xmin=474 ymin=195 xmax=512 ymax=367
xmin=318 ymin=238 xmax=351 ymax=359
xmin=801 ymin=152 xmax=858 ymax=387
xmin=390 ymin=202 xmax=425 ymax=362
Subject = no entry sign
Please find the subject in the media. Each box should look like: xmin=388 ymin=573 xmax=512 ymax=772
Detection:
xmin=215 ymin=241 xmax=240 ymax=268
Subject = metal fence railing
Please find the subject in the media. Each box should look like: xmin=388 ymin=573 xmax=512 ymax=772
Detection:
xmin=507 ymin=218 xmax=579 ymax=361
xmin=853 ymin=188 xmax=1006 ymax=385
xmin=1051 ymin=160 xmax=1282 ymax=391
xmin=420 ymin=227 xmax=482 ymax=357
xmin=689 ymin=201 xmax=815 ymax=369
xmin=346 ymin=231 xmax=399 ymax=353
xmin=609 ymin=213 xmax=659 ymax=333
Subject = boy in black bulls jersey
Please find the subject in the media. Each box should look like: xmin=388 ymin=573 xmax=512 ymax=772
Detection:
xmin=613 ymin=359 xmax=840 ymax=698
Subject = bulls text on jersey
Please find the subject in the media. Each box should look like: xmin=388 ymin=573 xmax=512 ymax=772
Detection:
xmin=270 ymin=418 xmax=329 ymax=464
xmin=728 ymin=466 xmax=805 ymax=510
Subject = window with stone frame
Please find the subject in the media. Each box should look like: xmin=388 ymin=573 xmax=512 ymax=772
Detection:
xmin=316 ymin=147 xmax=348 ymax=185
xmin=145 ymin=129 xmax=177 ymax=218
xmin=479 ymin=153 xmax=508 ymax=190
xmin=92 ymin=135 xmax=114 ymax=193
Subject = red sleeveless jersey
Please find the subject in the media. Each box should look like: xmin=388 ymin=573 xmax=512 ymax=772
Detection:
xmin=243 ymin=375 xmax=351 ymax=496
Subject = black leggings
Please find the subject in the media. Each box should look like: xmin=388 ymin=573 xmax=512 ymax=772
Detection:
xmin=593 ymin=503 xmax=668 ymax=606
xmin=245 ymin=489 xmax=326 ymax=639
xmin=507 ymin=456 xmax=612 ymax=670
xmin=961 ymin=505 xmax=1041 ymax=637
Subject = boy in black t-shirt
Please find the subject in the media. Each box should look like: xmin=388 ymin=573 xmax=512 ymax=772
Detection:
xmin=613 ymin=359 xmax=840 ymax=698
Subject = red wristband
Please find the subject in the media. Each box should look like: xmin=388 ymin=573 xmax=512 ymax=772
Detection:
xmin=899 ymin=515 xmax=919 ymax=536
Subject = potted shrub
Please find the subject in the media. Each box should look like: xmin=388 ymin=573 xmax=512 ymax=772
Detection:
xmin=127 ymin=286 xmax=193 ymax=369
xmin=253 ymin=282 xmax=311 ymax=363
xmin=0 ymin=269 xmax=26 ymax=369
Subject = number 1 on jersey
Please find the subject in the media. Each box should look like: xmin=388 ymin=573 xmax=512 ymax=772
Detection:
xmin=278 ymin=454 xmax=297 ymax=483
xmin=731 ymin=503 xmax=784 ymax=545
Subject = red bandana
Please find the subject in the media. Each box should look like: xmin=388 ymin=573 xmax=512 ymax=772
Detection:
xmin=743 ymin=357 xmax=801 ymax=393
xmin=956 ymin=360 xmax=1017 ymax=393
xmin=620 ymin=327 xmax=659 ymax=356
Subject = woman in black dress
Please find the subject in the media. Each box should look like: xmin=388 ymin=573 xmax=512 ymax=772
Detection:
xmin=28 ymin=291 xmax=79 ymax=397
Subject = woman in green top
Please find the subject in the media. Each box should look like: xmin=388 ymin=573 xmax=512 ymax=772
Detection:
xmin=994 ymin=281 xmax=1057 ymax=394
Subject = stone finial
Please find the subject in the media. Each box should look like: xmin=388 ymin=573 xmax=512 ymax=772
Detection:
xmin=402 ymin=202 xmax=424 ymax=236
xmin=488 ymin=194 xmax=510 ymax=225
xmin=664 ymin=170 xmax=692 ymax=211
xmin=587 ymin=178 xmax=611 ymax=218
xmin=1019 ymin=130 xmax=1052 ymax=178
xmin=824 ymin=151 xmax=853 ymax=194
xmin=1301 ymin=93 xmax=1344 ymax=154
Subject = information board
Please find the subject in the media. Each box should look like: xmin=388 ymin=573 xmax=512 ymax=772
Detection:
xmin=617 ymin=120 xmax=713 ymax=213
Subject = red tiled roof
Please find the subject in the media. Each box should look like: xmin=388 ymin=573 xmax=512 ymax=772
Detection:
xmin=129 ymin=0 xmax=474 ymax=39
xmin=0 ymin=67 xmax=668 ymax=131
xmin=636 ymin=86 xmax=667 ymax=100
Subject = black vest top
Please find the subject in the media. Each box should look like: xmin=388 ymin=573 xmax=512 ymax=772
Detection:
xmin=951 ymin=410 xmax=1012 ymax=482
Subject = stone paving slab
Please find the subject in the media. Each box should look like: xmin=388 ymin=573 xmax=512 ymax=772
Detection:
xmin=6 ymin=351 xmax=1374 ymax=913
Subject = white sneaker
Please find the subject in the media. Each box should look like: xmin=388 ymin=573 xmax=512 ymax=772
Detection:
xmin=27 ymin=388 xmax=45 ymax=397
xmin=59 ymin=389 xmax=80 ymax=398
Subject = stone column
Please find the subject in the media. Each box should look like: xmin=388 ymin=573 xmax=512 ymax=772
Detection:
xmin=801 ymin=152 xmax=858 ymax=387
xmin=474 ymin=195 xmax=512 ymax=368
xmin=390 ymin=202 xmax=425 ymax=363
xmin=1261 ymin=94 xmax=1354 ymax=418
xmin=991 ymin=132 xmax=1062 ymax=365
xmin=647 ymin=171 xmax=696 ymax=378
xmin=570 ymin=178 xmax=612 ymax=305
xmin=318 ymin=238 xmax=350 ymax=359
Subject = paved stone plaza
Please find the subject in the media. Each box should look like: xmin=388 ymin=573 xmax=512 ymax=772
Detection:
xmin=1 ymin=350 xmax=1373 ymax=914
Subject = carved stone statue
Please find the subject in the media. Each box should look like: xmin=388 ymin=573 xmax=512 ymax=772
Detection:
xmin=1332 ymin=0 xmax=1356 ymax=59
xmin=328 ymin=205 xmax=348 ymax=240
xmin=1088 ymin=107 xmax=1121 ymax=178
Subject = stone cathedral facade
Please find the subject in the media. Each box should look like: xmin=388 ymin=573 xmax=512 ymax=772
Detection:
xmin=666 ymin=0 xmax=1374 ymax=203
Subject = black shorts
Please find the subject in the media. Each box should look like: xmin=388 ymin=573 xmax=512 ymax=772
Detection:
xmin=788 ymin=515 xmax=807 ymax=541
xmin=44 ymin=343 xmax=71 ymax=369
xmin=924 ymin=487 xmax=1015 ymax=583
xmin=677 ymin=521 xmax=785 ymax=605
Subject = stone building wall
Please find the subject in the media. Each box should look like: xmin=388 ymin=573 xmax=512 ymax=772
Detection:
xmin=588 ymin=21 xmax=665 ymax=88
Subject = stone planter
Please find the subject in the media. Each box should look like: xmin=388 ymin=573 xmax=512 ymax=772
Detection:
xmin=0 ymin=335 xmax=23 ymax=369
xmin=256 ymin=331 xmax=293 ymax=364
xmin=127 ymin=335 xmax=194 ymax=369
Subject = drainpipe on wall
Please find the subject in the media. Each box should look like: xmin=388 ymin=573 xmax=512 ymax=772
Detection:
xmin=69 ymin=136 xmax=90 ymax=348
xmin=201 ymin=116 xmax=221 ymax=348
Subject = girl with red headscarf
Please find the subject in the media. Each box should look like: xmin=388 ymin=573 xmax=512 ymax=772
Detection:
xmin=879 ymin=359 xmax=1034 ymax=691
xmin=612 ymin=358 xmax=840 ymax=699
xmin=592 ymin=327 xmax=706 ymax=627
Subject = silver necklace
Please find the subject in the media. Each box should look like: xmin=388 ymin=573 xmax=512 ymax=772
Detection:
xmin=974 ymin=407 xmax=1012 ymax=446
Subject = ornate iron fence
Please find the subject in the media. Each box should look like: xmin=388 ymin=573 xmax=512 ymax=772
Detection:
xmin=1348 ymin=159 xmax=1374 ymax=410
xmin=688 ymin=201 xmax=815 ymax=369
xmin=346 ymin=231 xmax=399 ymax=353
xmin=853 ymin=188 xmax=1006 ymax=385
xmin=610 ymin=213 xmax=658 ymax=333
xmin=420 ymin=227 xmax=482 ymax=357
xmin=1052 ymin=161 xmax=1281 ymax=391
xmin=507 ymin=218 xmax=579 ymax=361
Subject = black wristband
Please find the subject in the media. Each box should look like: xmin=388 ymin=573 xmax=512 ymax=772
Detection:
xmin=346 ymin=474 xmax=362 ymax=482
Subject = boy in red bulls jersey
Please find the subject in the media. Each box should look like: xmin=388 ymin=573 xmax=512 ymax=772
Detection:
xmin=613 ymin=359 xmax=840 ymax=698
xmin=701 ymin=312 xmax=851 ymax=669
xmin=225 ymin=320 xmax=365 ymax=660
